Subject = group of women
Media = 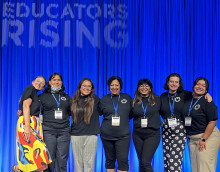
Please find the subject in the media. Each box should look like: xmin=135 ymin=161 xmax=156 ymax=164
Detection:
xmin=14 ymin=73 xmax=220 ymax=172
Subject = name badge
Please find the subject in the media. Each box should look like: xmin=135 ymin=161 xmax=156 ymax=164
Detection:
xmin=112 ymin=114 xmax=120 ymax=126
xmin=39 ymin=114 xmax=43 ymax=123
xmin=185 ymin=116 xmax=192 ymax=126
xmin=55 ymin=109 xmax=63 ymax=119
xmin=141 ymin=117 xmax=148 ymax=128
xmin=168 ymin=117 xmax=177 ymax=127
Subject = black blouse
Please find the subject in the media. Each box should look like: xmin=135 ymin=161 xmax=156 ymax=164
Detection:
xmin=160 ymin=90 xmax=192 ymax=121
xmin=183 ymin=96 xmax=218 ymax=135
xmin=71 ymin=95 xmax=101 ymax=135
xmin=19 ymin=85 xmax=41 ymax=116
xmin=131 ymin=96 xmax=161 ymax=129
xmin=100 ymin=93 xmax=132 ymax=140
xmin=39 ymin=92 xmax=71 ymax=129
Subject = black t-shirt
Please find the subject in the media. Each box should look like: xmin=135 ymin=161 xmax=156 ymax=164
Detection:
xmin=183 ymin=96 xmax=218 ymax=135
xmin=39 ymin=92 xmax=71 ymax=129
xmin=100 ymin=93 xmax=132 ymax=140
xmin=160 ymin=90 xmax=192 ymax=121
xmin=131 ymin=96 xmax=162 ymax=129
xmin=19 ymin=85 xmax=41 ymax=116
xmin=70 ymin=95 xmax=101 ymax=135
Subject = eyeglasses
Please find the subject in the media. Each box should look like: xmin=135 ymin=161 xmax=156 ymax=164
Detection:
xmin=82 ymin=85 xmax=92 ymax=88
xmin=139 ymin=85 xmax=150 ymax=89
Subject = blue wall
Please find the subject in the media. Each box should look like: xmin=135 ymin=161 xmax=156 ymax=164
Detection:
xmin=0 ymin=0 xmax=220 ymax=171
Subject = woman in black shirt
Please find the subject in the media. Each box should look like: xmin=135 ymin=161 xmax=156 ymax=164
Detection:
xmin=39 ymin=73 xmax=71 ymax=172
xmin=14 ymin=76 xmax=51 ymax=172
xmin=100 ymin=76 xmax=132 ymax=172
xmin=183 ymin=77 xmax=220 ymax=172
xmin=70 ymin=78 xmax=100 ymax=172
xmin=160 ymin=73 xmax=192 ymax=172
xmin=131 ymin=79 xmax=161 ymax=172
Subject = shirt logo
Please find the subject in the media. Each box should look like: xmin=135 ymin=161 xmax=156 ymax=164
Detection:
xmin=121 ymin=99 xmax=127 ymax=104
xmin=194 ymin=104 xmax=200 ymax=110
xmin=175 ymin=97 xmax=181 ymax=102
xmin=61 ymin=97 xmax=66 ymax=101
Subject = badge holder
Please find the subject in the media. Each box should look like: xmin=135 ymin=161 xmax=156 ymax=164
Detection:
xmin=54 ymin=108 xmax=63 ymax=120
xmin=185 ymin=115 xmax=192 ymax=126
xmin=141 ymin=116 xmax=148 ymax=128
xmin=39 ymin=114 xmax=43 ymax=123
xmin=112 ymin=114 xmax=120 ymax=126
xmin=168 ymin=115 xmax=177 ymax=127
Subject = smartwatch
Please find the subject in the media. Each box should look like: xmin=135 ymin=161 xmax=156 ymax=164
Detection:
xmin=201 ymin=138 xmax=206 ymax=142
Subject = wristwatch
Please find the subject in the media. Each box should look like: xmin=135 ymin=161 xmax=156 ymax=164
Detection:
xmin=201 ymin=138 xmax=206 ymax=142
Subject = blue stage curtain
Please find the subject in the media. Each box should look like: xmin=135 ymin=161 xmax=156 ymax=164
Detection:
xmin=0 ymin=0 xmax=220 ymax=171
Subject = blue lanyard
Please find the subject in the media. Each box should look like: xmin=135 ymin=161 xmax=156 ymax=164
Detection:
xmin=141 ymin=97 xmax=149 ymax=116
xmin=168 ymin=92 xmax=177 ymax=116
xmin=188 ymin=95 xmax=203 ymax=115
xmin=111 ymin=94 xmax=120 ymax=114
xmin=52 ymin=94 xmax=61 ymax=107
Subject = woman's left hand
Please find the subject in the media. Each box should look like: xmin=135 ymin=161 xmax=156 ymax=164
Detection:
xmin=24 ymin=126 xmax=32 ymax=142
xmin=199 ymin=139 xmax=206 ymax=152
xmin=17 ymin=110 xmax=22 ymax=116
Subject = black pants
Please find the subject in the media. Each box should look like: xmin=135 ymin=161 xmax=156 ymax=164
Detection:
xmin=101 ymin=136 xmax=130 ymax=171
xmin=162 ymin=120 xmax=186 ymax=172
xmin=43 ymin=125 xmax=70 ymax=172
xmin=132 ymin=128 xmax=160 ymax=172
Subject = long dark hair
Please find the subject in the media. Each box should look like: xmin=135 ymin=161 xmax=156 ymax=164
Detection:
xmin=44 ymin=73 xmax=65 ymax=94
xmin=71 ymin=78 xmax=95 ymax=124
xmin=133 ymin=79 xmax=157 ymax=107
xmin=164 ymin=73 xmax=184 ymax=92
